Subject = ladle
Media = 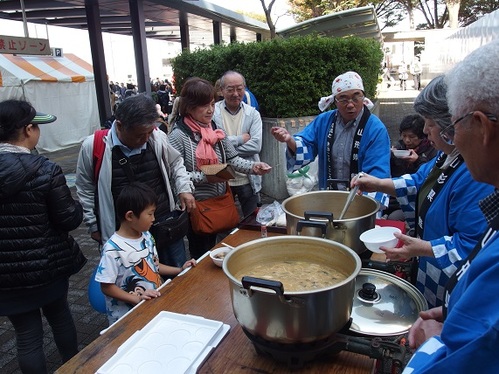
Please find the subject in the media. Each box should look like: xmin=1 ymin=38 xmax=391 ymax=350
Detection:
xmin=338 ymin=172 xmax=363 ymax=220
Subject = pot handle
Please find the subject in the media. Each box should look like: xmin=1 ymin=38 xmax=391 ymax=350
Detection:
xmin=361 ymin=259 xmax=413 ymax=279
xmin=241 ymin=276 xmax=284 ymax=296
xmin=296 ymin=219 xmax=328 ymax=237
xmin=303 ymin=211 xmax=334 ymax=222
xmin=326 ymin=178 xmax=349 ymax=190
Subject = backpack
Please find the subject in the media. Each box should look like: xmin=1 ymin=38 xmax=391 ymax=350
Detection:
xmin=92 ymin=129 xmax=110 ymax=182
xmin=157 ymin=91 xmax=170 ymax=110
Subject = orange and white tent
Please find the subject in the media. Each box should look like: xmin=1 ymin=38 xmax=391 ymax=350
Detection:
xmin=0 ymin=53 xmax=99 ymax=153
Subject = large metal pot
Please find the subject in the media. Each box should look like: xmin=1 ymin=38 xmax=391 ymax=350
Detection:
xmin=223 ymin=236 xmax=362 ymax=344
xmin=282 ymin=191 xmax=379 ymax=254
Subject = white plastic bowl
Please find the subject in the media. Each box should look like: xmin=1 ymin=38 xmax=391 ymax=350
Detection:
xmin=209 ymin=247 xmax=231 ymax=267
xmin=359 ymin=226 xmax=401 ymax=253
xmin=392 ymin=149 xmax=411 ymax=158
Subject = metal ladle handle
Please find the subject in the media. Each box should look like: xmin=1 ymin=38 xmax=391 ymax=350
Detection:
xmin=338 ymin=172 xmax=363 ymax=220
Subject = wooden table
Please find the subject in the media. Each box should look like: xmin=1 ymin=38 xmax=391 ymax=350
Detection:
xmin=56 ymin=229 xmax=375 ymax=374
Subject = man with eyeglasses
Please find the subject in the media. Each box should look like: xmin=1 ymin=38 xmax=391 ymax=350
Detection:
xmin=213 ymin=70 xmax=263 ymax=217
xmin=402 ymin=39 xmax=499 ymax=373
xmin=271 ymin=71 xmax=391 ymax=207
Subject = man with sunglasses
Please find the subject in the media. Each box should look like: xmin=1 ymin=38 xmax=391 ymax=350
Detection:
xmin=403 ymin=39 xmax=499 ymax=373
xmin=271 ymin=71 xmax=390 ymax=207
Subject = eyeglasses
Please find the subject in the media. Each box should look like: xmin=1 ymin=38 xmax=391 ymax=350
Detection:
xmin=440 ymin=111 xmax=498 ymax=144
xmin=335 ymin=95 xmax=364 ymax=106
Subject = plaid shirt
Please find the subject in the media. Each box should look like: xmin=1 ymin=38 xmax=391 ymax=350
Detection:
xmin=479 ymin=188 xmax=499 ymax=224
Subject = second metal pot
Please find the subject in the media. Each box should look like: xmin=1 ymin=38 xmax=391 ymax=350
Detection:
xmin=282 ymin=191 xmax=380 ymax=254
xmin=223 ymin=236 xmax=362 ymax=344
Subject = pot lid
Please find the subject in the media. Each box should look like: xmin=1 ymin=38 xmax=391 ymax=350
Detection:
xmin=350 ymin=269 xmax=428 ymax=336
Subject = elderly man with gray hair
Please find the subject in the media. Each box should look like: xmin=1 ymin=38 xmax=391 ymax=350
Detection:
xmin=402 ymin=39 xmax=499 ymax=373
xmin=76 ymin=94 xmax=195 ymax=268
xmin=213 ymin=70 xmax=263 ymax=217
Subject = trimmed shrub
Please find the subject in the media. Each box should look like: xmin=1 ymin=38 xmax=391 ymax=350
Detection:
xmin=172 ymin=35 xmax=383 ymax=118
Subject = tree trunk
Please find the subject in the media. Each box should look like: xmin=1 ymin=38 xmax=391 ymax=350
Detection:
xmin=406 ymin=4 xmax=415 ymax=30
xmin=446 ymin=0 xmax=461 ymax=28
xmin=260 ymin=0 xmax=277 ymax=39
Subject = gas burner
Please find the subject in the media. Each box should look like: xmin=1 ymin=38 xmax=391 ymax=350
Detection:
xmin=242 ymin=320 xmax=355 ymax=369
xmin=242 ymin=326 xmax=347 ymax=369
xmin=242 ymin=321 xmax=412 ymax=373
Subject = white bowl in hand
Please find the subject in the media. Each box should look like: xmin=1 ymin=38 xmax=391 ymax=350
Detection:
xmin=392 ymin=149 xmax=411 ymax=158
xmin=209 ymin=247 xmax=231 ymax=267
xmin=360 ymin=226 xmax=401 ymax=253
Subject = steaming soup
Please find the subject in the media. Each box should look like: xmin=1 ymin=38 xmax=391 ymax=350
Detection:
xmin=235 ymin=260 xmax=348 ymax=292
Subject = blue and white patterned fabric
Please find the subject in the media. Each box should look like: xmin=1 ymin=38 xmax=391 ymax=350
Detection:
xmin=393 ymin=153 xmax=493 ymax=308
xmin=285 ymin=109 xmax=391 ymax=208
xmin=403 ymin=214 xmax=499 ymax=373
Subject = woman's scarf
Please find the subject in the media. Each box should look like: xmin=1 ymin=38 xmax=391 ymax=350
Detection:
xmin=183 ymin=114 xmax=225 ymax=169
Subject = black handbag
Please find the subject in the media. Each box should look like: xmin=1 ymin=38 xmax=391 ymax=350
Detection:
xmin=150 ymin=209 xmax=189 ymax=247
xmin=113 ymin=148 xmax=189 ymax=247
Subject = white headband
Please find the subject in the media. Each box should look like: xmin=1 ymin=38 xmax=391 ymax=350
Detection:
xmin=318 ymin=71 xmax=372 ymax=112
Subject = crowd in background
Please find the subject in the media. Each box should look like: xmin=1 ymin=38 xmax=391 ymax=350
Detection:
xmin=2 ymin=39 xmax=499 ymax=373
xmin=108 ymin=78 xmax=175 ymax=115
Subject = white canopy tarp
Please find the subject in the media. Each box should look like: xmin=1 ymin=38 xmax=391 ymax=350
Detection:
xmin=0 ymin=53 xmax=99 ymax=153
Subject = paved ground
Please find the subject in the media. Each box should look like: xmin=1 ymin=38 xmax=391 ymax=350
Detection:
xmin=0 ymin=86 xmax=420 ymax=373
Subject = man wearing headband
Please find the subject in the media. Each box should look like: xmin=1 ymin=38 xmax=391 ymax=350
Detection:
xmin=271 ymin=71 xmax=391 ymax=206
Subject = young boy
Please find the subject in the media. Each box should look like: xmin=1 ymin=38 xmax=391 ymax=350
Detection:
xmin=95 ymin=182 xmax=196 ymax=325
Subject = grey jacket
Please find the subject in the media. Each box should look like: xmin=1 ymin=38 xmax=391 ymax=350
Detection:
xmin=75 ymin=124 xmax=194 ymax=243
xmin=213 ymin=101 xmax=262 ymax=193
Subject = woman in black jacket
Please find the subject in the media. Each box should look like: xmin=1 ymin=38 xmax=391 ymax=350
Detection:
xmin=0 ymin=99 xmax=86 ymax=373
xmin=390 ymin=113 xmax=438 ymax=177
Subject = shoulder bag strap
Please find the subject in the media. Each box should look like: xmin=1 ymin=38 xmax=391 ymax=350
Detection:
xmin=113 ymin=147 xmax=135 ymax=182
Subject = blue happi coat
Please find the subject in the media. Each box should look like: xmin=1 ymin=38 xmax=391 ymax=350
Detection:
xmin=285 ymin=109 xmax=391 ymax=207
xmin=393 ymin=152 xmax=493 ymax=307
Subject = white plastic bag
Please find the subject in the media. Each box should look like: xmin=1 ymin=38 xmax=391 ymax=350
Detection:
xmin=286 ymin=164 xmax=318 ymax=196
xmin=256 ymin=201 xmax=285 ymax=226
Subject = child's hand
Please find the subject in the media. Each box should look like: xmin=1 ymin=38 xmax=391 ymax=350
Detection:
xmin=139 ymin=289 xmax=161 ymax=301
xmin=181 ymin=259 xmax=197 ymax=271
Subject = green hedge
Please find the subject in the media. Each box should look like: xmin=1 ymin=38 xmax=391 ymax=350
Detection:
xmin=171 ymin=35 xmax=383 ymax=118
